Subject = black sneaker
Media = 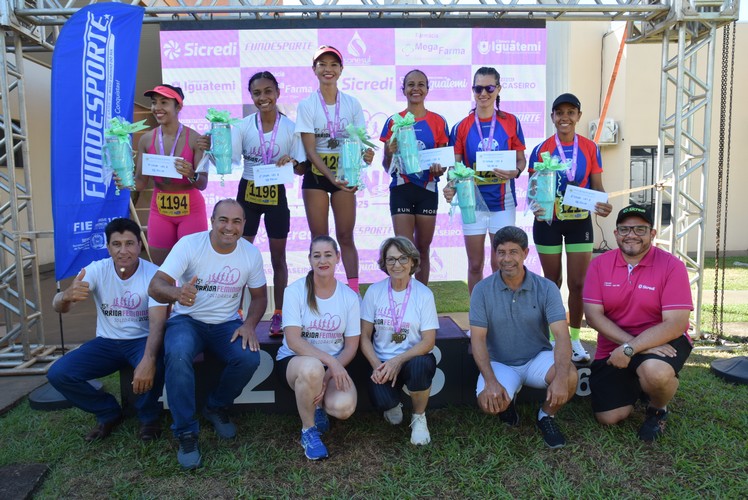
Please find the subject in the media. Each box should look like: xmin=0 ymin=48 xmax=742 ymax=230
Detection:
xmin=499 ymin=400 xmax=520 ymax=427
xmin=177 ymin=432 xmax=202 ymax=470
xmin=203 ymin=406 xmax=236 ymax=439
xmin=536 ymin=415 xmax=566 ymax=449
xmin=638 ymin=407 xmax=668 ymax=442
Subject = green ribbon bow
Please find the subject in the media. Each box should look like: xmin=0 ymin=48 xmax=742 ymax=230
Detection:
xmin=448 ymin=161 xmax=484 ymax=182
xmin=104 ymin=118 xmax=149 ymax=144
xmin=390 ymin=112 xmax=416 ymax=137
xmin=206 ymin=108 xmax=240 ymax=124
xmin=345 ymin=124 xmax=378 ymax=150
xmin=533 ymin=151 xmax=571 ymax=172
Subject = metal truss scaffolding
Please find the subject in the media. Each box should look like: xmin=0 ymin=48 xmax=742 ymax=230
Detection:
xmin=0 ymin=1 xmax=739 ymax=369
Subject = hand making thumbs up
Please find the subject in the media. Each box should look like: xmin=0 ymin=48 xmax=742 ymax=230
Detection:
xmin=63 ymin=268 xmax=90 ymax=303
xmin=177 ymin=275 xmax=198 ymax=307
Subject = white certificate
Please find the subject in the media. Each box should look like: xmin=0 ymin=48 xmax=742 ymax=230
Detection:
xmin=141 ymin=153 xmax=181 ymax=179
xmin=253 ymin=162 xmax=294 ymax=187
xmin=418 ymin=146 xmax=455 ymax=171
xmin=562 ymin=185 xmax=609 ymax=212
xmin=475 ymin=150 xmax=516 ymax=172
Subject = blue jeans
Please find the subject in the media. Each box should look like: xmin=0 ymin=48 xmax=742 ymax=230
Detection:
xmin=47 ymin=336 xmax=164 ymax=424
xmin=164 ymin=314 xmax=260 ymax=436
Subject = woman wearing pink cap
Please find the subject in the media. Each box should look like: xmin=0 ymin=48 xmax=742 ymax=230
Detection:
xmin=295 ymin=46 xmax=374 ymax=294
xmin=135 ymin=84 xmax=208 ymax=265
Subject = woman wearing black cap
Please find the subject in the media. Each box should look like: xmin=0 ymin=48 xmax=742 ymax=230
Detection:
xmin=294 ymin=46 xmax=375 ymax=294
xmin=135 ymin=84 xmax=207 ymax=265
xmin=527 ymin=92 xmax=613 ymax=362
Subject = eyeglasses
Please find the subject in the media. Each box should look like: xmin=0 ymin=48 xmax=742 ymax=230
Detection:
xmin=385 ymin=256 xmax=410 ymax=266
xmin=616 ymin=225 xmax=651 ymax=236
xmin=472 ymin=85 xmax=497 ymax=95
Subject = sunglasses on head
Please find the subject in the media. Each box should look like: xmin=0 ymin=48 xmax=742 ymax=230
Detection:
xmin=472 ymin=85 xmax=497 ymax=94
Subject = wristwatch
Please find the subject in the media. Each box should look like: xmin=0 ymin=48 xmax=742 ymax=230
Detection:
xmin=622 ymin=343 xmax=634 ymax=357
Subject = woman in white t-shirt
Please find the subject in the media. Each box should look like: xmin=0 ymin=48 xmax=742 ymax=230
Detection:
xmin=360 ymin=236 xmax=439 ymax=446
xmin=275 ymin=235 xmax=360 ymax=460
xmin=294 ymin=46 xmax=374 ymax=295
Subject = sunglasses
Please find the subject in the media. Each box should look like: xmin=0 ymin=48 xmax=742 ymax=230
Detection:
xmin=472 ymin=85 xmax=497 ymax=94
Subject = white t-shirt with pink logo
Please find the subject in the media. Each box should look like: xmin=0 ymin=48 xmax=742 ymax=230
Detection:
xmin=84 ymin=257 xmax=164 ymax=340
xmin=277 ymin=277 xmax=361 ymax=361
xmin=361 ymin=277 xmax=439 ymax=361
xmin=159 ymin=231 xmax=267 ymax=325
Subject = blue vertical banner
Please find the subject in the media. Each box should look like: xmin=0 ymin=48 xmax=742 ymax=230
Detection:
xmin=51 ymin=3 xmax=144 ymax=281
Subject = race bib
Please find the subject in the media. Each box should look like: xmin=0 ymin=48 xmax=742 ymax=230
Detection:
xmin=474 ymin=171 xmax=507 ymax=186
xmin=555 ymin=196 xmax=589 ymax=221
xmin=156 ymin=193 xmax=190 ymax=217
xmin=244 ymin=180 xmax=279 ymax=206
xmin=311 ymin=153 xmax=340 ymax=176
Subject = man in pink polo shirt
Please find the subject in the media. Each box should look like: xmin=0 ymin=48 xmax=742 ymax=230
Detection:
xmin=583 ymin=205 xmax=693 ymax=442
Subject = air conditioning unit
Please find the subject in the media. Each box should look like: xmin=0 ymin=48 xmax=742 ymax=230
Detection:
xmin=588 ymin=118 xmax=619 ymax=146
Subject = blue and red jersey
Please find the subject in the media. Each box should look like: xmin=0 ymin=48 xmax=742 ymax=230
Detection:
xmin=451 ymin=111 xmax=526 ymax=211
xmin=528 ymin=134 xmax=603 ymax=220
xmin=380 ymin=110 xmax=450 ymax=192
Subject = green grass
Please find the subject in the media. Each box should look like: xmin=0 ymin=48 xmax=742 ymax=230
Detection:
xmin=361 ymin=281 xmax=471 ymax=314
xmin=702 ymin=257 xmax=748 ymax=291
xmin=1 ymin=344 xmax=746 ymax=498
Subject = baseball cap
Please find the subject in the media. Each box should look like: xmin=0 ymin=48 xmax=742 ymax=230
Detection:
xmin=313 ymin=45 xmax=343 ymax=66
xmin=143 ymin=84 xmax=184 ymax=105
xmin=552 ymin=93 xmax=581 ymax=111
xmin=616 ymin=205 xmax=654 ymax=225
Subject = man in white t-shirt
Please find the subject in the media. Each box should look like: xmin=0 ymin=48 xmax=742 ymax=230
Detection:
xmin=148 ymin=199 xmax=268 ymax=470
xmin=48 ymin=218 xmax=168 ymax=443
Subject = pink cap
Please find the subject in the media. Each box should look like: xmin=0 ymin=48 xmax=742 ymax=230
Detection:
xmin=143 ymin=85 xmax=184 ymax=105
xmin=313 ymin=45 xmax=343 ymax=66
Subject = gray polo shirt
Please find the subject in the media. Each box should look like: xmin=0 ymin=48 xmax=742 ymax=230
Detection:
xmin=470 ymin=267 xmax=566 ymax=366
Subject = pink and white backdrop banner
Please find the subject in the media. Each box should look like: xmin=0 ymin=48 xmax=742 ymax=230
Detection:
xmin=159 ymin=26 xmax=546 ymax=284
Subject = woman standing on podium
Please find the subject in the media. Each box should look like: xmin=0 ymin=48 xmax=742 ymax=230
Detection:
xmin=134 ymin=84 xmax=208 ymax=266
xmin=295 ymin=45 xmax=374 ymax=294
xmin=360 ymin=236 xmax=439 ymax=446
xmin=443 ymin=67 xmax=527 ymax=294
xmin=380 ymin=69 xmax=450 ymax=285
xmin=274 ymin=236 xmax=360 ymax=461
xmin=230 ymin=71 xmax=306 ymax=338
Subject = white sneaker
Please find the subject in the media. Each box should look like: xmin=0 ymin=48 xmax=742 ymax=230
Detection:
xmin=383 ymin=403 xmax=403 ymax=425
xmin=410 ymin=413 xmax=431 ymax=445
xmin=571 ymin=339 xmax=591 ymax=362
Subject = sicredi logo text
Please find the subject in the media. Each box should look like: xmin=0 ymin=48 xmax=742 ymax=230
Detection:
xmin=164 ymin=40 xmax=238 ymax=59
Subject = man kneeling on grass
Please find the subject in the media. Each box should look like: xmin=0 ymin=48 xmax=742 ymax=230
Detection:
xmin=48 ymin=218 xmax=167 ymax=443
xmin=469 ymin=226 xmax=577 ymax=448
xmin=583 ymin=205 xmax=693 ymax=442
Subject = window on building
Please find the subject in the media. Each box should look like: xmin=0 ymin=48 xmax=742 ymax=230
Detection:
xmin=630 ymin=146 xmax=673 ymax=225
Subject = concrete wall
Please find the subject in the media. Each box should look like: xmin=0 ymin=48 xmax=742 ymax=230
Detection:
xmin=547 ymin=21 xmax=748 ymax=255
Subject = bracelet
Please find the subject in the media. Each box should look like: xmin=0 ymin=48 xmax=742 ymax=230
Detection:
xmin=516 ymin=167 xmax=523 ymax=177
xmin=189 ymin=173 xmax=199 ymax=183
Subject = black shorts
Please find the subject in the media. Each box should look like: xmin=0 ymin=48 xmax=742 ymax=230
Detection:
xmin=590 ymin=335 xmax=692 ymax=413
xmin=389 ymin=183 xmax=438 ymax=217
xmin=274 ymin=355 xmax=295 ymax=391
xmin=236 ymin=178 xmax=290 ymax=239
xmin=533 ymin=217 xmax=594 ymax=254
xmin=302 ymin=171 xmax=340 ymax=194
xmin=275 ymin=355 xmax=332 ymax=392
